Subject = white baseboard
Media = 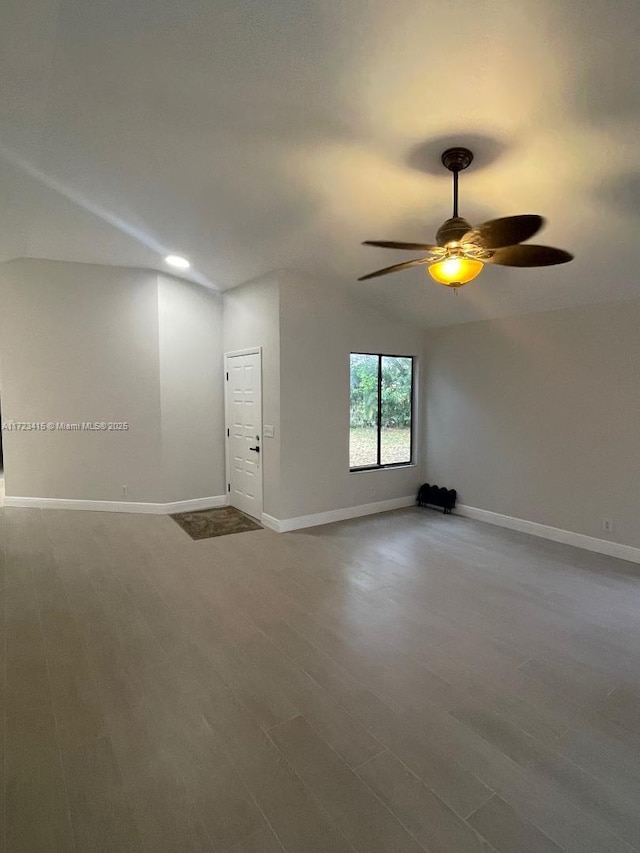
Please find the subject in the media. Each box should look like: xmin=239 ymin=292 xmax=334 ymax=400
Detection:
xmin=3 ymin=494 xmax=227 ymax=514
xmin=261 ymin=495 xmax=416 ymax=534
xmin=456 ymin=503 xmax=640 ymax=565
xmin=161 ymin=495 xmax=228 ymax=513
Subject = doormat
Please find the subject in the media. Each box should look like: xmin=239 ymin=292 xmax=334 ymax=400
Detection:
xmin=171 ymin=506 xmax=262 ymax=540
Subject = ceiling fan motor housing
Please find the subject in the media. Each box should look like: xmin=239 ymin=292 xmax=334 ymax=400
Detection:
xmin=436 ymin=217 xmax=472 ymax=247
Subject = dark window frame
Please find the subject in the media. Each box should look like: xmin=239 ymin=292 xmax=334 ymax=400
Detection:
xmin=349 ymin=352 xmax=415 ymax=472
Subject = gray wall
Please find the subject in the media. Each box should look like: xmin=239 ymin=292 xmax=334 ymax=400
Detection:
xmin=0 ymin=259 xmax=164 ymax=501
xmin=222 ymin=273 xmax=281 ymax=517
xmin=424 ymin=299 xmax=640 ymax=548
xmin=158 ymin=273 xmax=225 ymax=501
xmin=278 ymin=272 xmax=425 ymax=519
xmin=0 ymin=260 xmax=226 ymax=504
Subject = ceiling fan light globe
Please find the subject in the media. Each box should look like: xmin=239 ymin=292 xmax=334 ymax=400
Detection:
xmin=428 ymin=257 xmax=483 ymax=286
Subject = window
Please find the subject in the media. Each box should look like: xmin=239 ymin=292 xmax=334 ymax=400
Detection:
xmin=349 ymin=353 xmax=414 ymax=470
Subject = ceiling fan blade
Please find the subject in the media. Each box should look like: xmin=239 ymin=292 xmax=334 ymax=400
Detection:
xmin=487 ymin=244 xmax=574 ymax=267
xmin=358 ymin=257 xmax=432 ymax=281
xmin=463 ymin=215 xmax=544 ymax=249
xmin=363 ymin=240 xmax=438 ymax=251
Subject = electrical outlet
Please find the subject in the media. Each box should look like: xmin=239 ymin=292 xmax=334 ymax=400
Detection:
xmin=122 ymin=485 xmax=128 ymax=497
xmin=602 ymin=518 xmax=613 ymax=533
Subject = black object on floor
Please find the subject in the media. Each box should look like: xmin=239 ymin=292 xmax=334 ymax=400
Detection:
xmin=417 ymin=483 xmax=457 ymax=514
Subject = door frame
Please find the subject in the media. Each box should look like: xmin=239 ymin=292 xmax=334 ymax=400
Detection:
xmin=224 ymin=346 xmax=264 ymax=517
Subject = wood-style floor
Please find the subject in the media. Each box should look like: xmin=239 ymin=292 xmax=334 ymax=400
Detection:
xmin=3 ymin=506 xmax=640 ymax=853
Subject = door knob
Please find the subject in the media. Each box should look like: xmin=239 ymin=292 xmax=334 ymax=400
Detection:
xmin=249 ymin=445 xmax=260 ymax=453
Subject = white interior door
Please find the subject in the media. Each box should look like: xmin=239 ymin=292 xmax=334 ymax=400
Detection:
xmin=225 ymin=350 xmax=263 ymax=519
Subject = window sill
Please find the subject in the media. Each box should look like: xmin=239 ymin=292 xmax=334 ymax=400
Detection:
xmin=350 ymin=463 xmax=417 ymax=474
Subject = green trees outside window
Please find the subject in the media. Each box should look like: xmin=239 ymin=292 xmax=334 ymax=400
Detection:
xmin=350 ymin=354 xmax=414 ymax=469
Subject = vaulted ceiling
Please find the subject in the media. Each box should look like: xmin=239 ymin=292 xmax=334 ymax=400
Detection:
xmin=2 ymin=0 xmax=640 ymax=326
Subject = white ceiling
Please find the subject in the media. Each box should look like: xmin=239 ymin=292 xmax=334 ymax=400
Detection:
xmin=2 ymin=0 xmax=640 ymax=327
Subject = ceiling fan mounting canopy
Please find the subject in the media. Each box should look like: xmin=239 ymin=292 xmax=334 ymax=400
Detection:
xmin=441 ymin=146 xmax=474 ymax=172
xmin=358 ymin=147 xmax=573 ymax=287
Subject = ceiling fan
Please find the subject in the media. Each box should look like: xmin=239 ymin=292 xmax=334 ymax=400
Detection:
xmin=358 ymin=147 xmax=573 ymax=288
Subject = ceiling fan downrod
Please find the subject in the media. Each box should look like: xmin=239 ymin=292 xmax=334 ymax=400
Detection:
xmin=441 ymin=147 xmax=473 ymax=218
